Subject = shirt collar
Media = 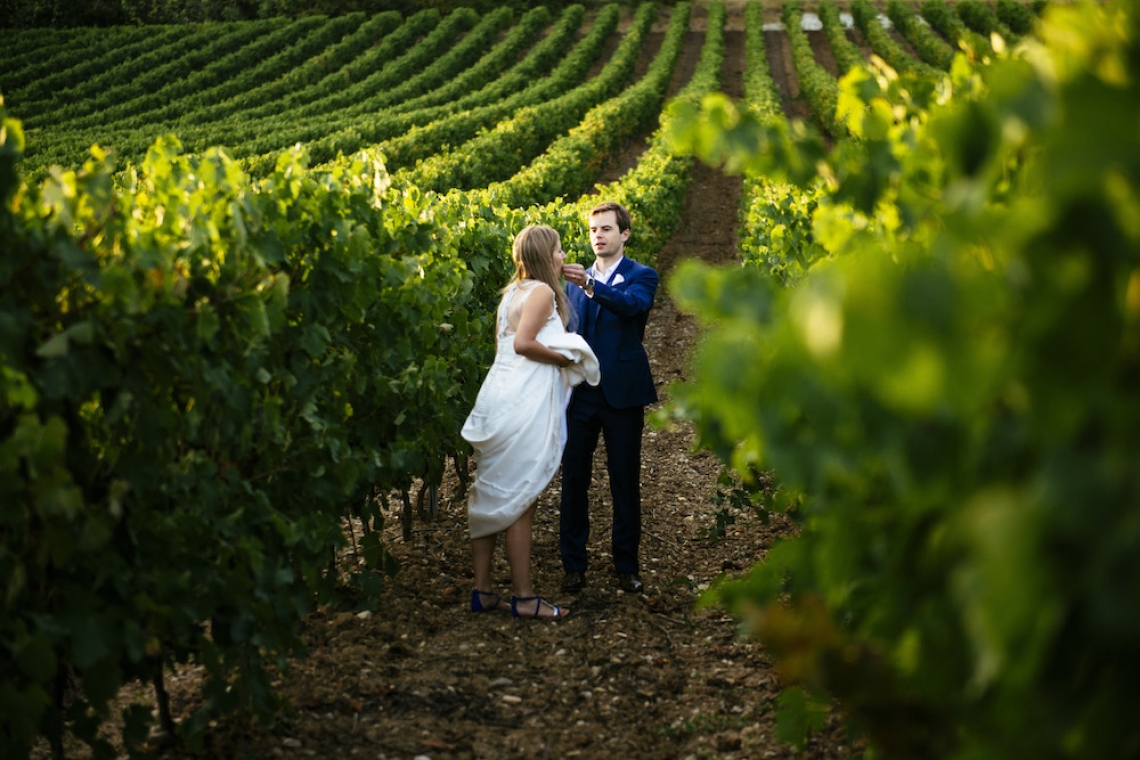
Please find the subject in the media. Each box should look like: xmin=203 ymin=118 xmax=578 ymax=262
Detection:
xmin=591 ymin=255 xmax=625 ymax=284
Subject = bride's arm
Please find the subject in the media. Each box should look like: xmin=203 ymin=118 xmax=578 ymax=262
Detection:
xmin=514 ymin=284 xmax=572 ymax=367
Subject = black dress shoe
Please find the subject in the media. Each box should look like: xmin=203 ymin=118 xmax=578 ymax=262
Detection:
xmin=616 ymin=573 xmax=644 ymax=594
xmin=561 ymin=571 xmax=587 ymax=593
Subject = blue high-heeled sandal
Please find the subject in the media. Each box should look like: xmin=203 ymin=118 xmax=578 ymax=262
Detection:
xmin=471 ymin=589 xmax=505 ymax=613
xmin=510 ymin=595 xmax=566 ymax=619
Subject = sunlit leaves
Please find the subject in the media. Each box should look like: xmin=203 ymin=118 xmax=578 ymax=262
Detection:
xmin=665 ymin=92 xmax=824 ymax=186
xmin=0 ymin=116 xmax=501 ymax=754
xmin=669 ymin=1 xmax=1140 ymax=757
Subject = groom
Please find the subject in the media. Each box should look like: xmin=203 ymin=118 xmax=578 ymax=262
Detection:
xmin=559 ymin=201 xmax=658 ymax=594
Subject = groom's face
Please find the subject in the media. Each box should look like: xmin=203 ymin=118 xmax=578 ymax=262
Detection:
xmin=590 ymin=210 xmax=629 ymax=262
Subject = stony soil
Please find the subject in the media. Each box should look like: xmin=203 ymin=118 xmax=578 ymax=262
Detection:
xmin=44 ymin=5 xmax=863 ymax=759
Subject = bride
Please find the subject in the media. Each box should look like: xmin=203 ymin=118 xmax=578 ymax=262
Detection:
xmin=461 ymin=225 xmax=599 ymax=620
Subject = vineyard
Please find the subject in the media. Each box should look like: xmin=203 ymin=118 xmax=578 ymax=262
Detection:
xmin=2 ymin=1 xmax=1139 ymax=759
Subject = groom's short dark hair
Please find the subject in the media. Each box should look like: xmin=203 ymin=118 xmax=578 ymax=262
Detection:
xmin=589 ymin=201 xmax=631 ymax=234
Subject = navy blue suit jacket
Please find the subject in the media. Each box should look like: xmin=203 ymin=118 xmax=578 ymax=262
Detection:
xmin=566 ymin=256 xmax=658 ymax=409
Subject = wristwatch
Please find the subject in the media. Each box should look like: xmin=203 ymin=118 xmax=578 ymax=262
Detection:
xmin=584 ymin=275 xmax=595 ymax=293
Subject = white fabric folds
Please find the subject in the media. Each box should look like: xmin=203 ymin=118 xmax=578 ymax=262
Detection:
xmin=545 ymin=332 xmax=601 ymax=405
xmin=461 ymin=283 xmax=599 ymax=539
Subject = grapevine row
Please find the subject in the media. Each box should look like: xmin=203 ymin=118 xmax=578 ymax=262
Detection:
xmin=667 ymin=2 xmax=1136 ymax=759
xmin=445 ymin=1 xmax=692 ymax=210
xmin=2 ymin=25 xmax=158 ymax=93
xmin=783 ymin=0 xmax=846 ymax=139
xmin=818 ymin=1 xmax=865 ymax=75
xmin=851 ymin=0 xmax=945 ymax=78
xmin=21 ymin=19 xmax=291 ymax=127
xmin=52 ymin=12 xmax=402 ymax=133
xmin=18 ymin=6 xmax=602 ymax=184
xmin=8 ymin=24 xmax=217 ymax=106
xmin=19 ymin=12 xmax=435 ymax=171
xmin=245 ymin=4 xmax=590 ymax=176
xmin=886 ymin=0 xmax=957 ymax=71
xmin=736 ymin=2 xmax=824 ymax=284
xmin=400 ymin=2 xmax=657 ymax=194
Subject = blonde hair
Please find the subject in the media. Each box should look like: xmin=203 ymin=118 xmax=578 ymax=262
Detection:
xmin=508 ymin=225 xmax=570 ymax=328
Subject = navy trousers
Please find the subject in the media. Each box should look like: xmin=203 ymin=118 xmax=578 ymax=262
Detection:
xmin=560 ymin=383 xmax=644 ymax=575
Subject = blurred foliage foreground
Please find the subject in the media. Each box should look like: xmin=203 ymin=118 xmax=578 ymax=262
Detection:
xmin=664 ymin=0 xmax=1139 ymax=758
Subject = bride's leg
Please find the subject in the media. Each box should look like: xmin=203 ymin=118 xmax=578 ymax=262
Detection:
xmin=505 ymin=504 xmax=536 ymax=599
xmin=471 ymin=533 xmax=510 ymax=612
xmin=506 ymin=505 xmax=567 ymax=619
xmin=472 ymin=534 xmax=497 ymax=592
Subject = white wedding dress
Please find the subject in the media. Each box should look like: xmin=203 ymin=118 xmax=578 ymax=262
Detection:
xmin=461 ymin=281 xmax=599 ymax=539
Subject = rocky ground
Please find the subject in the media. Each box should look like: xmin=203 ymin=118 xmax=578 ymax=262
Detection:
xmin=40 ymin=5 xmax=865 ymax=759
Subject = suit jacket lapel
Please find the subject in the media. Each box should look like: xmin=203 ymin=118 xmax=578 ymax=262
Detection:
xmin=612 ymin=257 xmax=633 ymax=285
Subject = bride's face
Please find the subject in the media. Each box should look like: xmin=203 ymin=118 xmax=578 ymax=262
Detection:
xmin=552 ymin=240 xmax=566 ymax=270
